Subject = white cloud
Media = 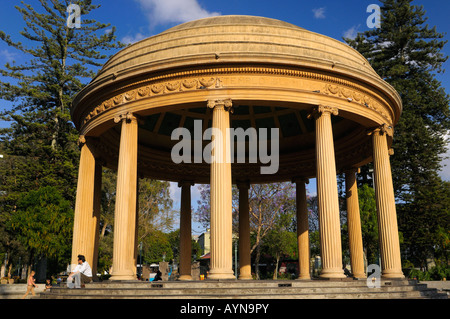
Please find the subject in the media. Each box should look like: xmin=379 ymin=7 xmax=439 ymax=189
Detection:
xmin=343 ymin=24 xmax=361 ymax=40
xmin=135 ymin=0 xmax=220 ymax=27
xmin=0 ymin=49 xmax=16 ymax=63
xmin=312 ymin=7 xmax=326 ymax=19
xmin=121 ymin=32 xmax=147 ymax=45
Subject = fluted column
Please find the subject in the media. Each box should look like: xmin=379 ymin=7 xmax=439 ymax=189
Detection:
xmin=179 ymin=181 xmax=194 ymax=281
xmin=207 ymin=99 xmax=235 ymax=280
xmin=294 ymin=178 xmax=311 ymax=280
xmin=237 ymin=181 xmax=252 ymax=280
xmin=92 ymin=161 xmax=102 ymax=276
xmin=371 ymin=125 xmax=404 ymax=279
xmin=111 ymin=112 xmax=138 ymax=281
xmin=345 ymin=168 xmax=366 ymax=279
xmin=308 ymin=105 xmax=345 ymax=279
xmin=133 ymin=177 xmax=140 ymax=277
xmin=71 ymin=137 xmax=101 ymax=273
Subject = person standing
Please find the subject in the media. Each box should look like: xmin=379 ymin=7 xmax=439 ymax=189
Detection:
xmin=21 ymin=270 xmax=38 ymax=299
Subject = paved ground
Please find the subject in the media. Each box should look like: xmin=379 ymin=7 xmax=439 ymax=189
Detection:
xmin=0 ymin=283 xmax=46 ymax=299
xmin=420 ymin=281 xmax=450 ymax=294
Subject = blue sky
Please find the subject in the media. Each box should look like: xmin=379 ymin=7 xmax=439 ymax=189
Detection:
xmin=0 ymin=0 xmax=449 ymax=233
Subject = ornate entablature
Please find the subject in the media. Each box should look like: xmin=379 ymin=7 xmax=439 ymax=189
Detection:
xmin=78 ymin=66 xmax=395 ymax=134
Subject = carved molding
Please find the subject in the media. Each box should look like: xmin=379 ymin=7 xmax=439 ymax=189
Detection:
xmin=79 ymin=66 xmax=394 ymax=130
xmin=367 ymin=123 xmax=394 ymax=137
xmin=207 ymin=98 xmax=233 ymax=112
xmin=113 ymin=111 xmax=137 ymax=124
xmin=307 ymin=105 xmax=339 ymax=120
xmin=322 ymin=83 xmax=391 ymax=123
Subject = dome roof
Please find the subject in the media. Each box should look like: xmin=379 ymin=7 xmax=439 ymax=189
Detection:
xmin=90 ymin=15 xmax=380 ymax=87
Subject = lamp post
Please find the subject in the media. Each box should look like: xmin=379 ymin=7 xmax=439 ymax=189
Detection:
xmin=234 ymin=240 xmax=238 ymax=279
xmin=139 ymin=241 xmax=143 ymax=278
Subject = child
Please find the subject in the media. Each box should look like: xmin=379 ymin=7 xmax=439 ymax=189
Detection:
xmin=21 ymin=270 xmax=38 ymax=299
xmin=45 ymin=278 xmax=52 ymax=291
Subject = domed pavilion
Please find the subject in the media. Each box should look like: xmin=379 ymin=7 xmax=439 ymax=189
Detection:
xmin=70 ymin=15 xmax=404 ymax=281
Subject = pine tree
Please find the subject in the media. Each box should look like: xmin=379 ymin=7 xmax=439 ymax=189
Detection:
xmin=345 ymin=0 xmax=450 ymax=267
xmin=0 ymin=0 xmax=123 ymax=273
xmin=0 ymin=0 xmax=124 ymax=200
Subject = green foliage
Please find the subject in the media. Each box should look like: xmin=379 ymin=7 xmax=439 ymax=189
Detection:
xmin=142 ymin=230 xmax=174 ymax=264
xmin=358 ymin=184 xmax=380 ymax=264
xmin=9 ymin=186 xmax=73 ymax=261
xmin=406 ymin=265 xmax=450 ymax=281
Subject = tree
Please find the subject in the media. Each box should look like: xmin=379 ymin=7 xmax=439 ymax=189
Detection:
xmin=97 ymin=169 xmax=175 ymax=272
xmin=358 ymin=184 xmax=379 ymax=265
xmin=195 ymin=182 xmax=296 ymax=279
xmin=166 ymin=229 xmax=203 ymax=265
xmin=8 ymin=186 xmax=73 ymax=269
xmin=263 ymin=230 xmax=297 ymax=279
xmin=0 ymin=0 xmax=123 ymax=276
xmin=0 ymin=0 xmax=124 ymax=202
xmin=345 ymin=0 xmax=450 ymax=267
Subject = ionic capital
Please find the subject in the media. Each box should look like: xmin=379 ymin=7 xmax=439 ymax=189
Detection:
xmin=114 ymin=111 xmax=138 ymax=124
xmin=343 ymin=167 xmax=360 ymax=175
xmin=367 ymin=123 xmax=394 ymax=137
xmin=178 ymin=180 xmax=195 ymax=188
xmin=292 ymin=176 xmax=309 ymax=185
xmin=78 ymin=135 xmax=86 ymax=146
xmin=207 ymin=99 xmax=233 ymax=112
xmin=307 ymin=105 xmax=339 ymax=120
xmin=236 ymin=180 xmax=250 ymax=190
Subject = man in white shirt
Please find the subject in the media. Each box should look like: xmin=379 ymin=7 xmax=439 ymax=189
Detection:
xmin=67 ymin=255 xmax=92 ymax=289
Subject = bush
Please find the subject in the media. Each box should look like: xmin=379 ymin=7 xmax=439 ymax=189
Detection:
xmin=406 ymin=265 xmax=449 ymax=281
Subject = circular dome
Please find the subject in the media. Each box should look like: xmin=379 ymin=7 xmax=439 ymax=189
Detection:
xmin=71 ymin=15 xmax=402 ymax=183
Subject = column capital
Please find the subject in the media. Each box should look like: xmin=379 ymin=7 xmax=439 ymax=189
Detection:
xmin=343 ymin=167 xmax=360 ymax=175
xmin=178 ymin=180 xmax=195 ymax=188
xmin=307 ymin=105 xmax=339 ymax=120
xmin=207 ymin=98 xmax=233 ymax=112
xmin=292 ymin=176 xmax=309 ymax=184
xmin=77 ymin=136 xmax=99 ymax=154
xmin=236 ymin=180 xmax=250 ymax=190
xmin=367 ymin=123 xmax=394 ymax=137
xmin=78 ymin=135 xmax=86 ymax=146
xmin=114 ymin=111 xmax=138 ymax=124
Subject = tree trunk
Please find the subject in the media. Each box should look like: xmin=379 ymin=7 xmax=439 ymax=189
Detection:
xmin=273 ymin=254 xmax=280 ymax=280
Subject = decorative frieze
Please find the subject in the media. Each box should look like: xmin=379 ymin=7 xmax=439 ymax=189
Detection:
xmin=79 ymin=66 xmax=394 ymax=129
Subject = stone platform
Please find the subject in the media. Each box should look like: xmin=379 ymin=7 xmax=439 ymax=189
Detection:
xmin=38 ymin=279 xmax=448 ymax=299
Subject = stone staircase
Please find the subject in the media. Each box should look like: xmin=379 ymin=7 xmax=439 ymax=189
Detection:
xmin=39 ymin=279 xmax=448 ymax=299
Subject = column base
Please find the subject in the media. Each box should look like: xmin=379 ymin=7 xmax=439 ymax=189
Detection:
xmin=178 ymin=275 xmax=193 ymax=281
xmin=352 ymin=273 xmax=367 ymax=279
xmin=110 ymin=274 xmax=136 ymax=281
xmin=319 ymin=268 xmax=346 ymax=279
xmin=297 ymin=275 xmax=311 ymax=280
xmin=208 ymin=269 xmax=236 ymax=280
xmin=382 ymin=269 xmax=405 ymax=279
xmin=238 ymin=274 xmax=253 ymax=280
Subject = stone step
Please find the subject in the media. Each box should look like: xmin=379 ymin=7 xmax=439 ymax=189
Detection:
xmin=39 ymin=280 xmax=448 ymax=299
xmin=43 ymin=285 xmax=427 ymax=296
xmin=39 ymin=290 xmax=428 ymax=299
xmin=66 ymin=279 xmax=416 ymax=289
